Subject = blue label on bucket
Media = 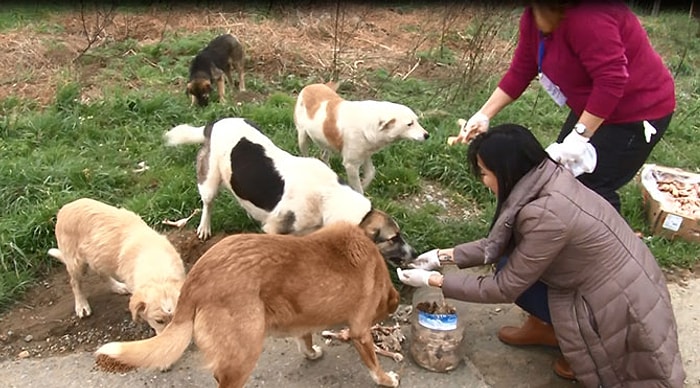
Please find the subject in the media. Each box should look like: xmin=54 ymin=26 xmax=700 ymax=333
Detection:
xmin=418 ymin=311 xmax=458 ymax=331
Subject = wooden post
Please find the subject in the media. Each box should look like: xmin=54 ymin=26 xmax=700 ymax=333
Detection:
xmin=651 ymin=0 xmax=661 ymax=17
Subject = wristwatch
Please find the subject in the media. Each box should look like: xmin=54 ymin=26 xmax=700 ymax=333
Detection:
xmin=573 ymin=123 xmax=591 ymax=138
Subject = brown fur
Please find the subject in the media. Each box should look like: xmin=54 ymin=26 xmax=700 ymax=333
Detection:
xmin=96 ymin=222 xmax=401 ymax=388
xmin=301 ymin=83 xmax=345 ymax=151
xmin=187 ymin=34 xmax=246 ymax=107
xmin=48 ymin=198 xmax=186 ymax=335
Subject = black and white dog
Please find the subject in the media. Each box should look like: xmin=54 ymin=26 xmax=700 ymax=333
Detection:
xmin=164 ymin=118 xmax=416 ymax=264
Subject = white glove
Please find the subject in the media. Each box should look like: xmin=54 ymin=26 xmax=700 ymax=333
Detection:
xmin=546 ymin=130 xmax=597 ymax=177
xmin=408 ymin=248 xmax=441 ymax=270
xmin=643 ymin=120 xmax=657 ymax=143
xmin=396 ymin=268 xmax=440 ymax=288
xmin=561 ymin=129 xmax=590 ymax=152
xmin=545 ymin=141 xmax=564 ymax=161
xmin=454 ymin=111 xmax=489 ymax=144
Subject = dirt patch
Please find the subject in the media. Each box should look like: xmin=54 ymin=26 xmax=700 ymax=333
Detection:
xmin=0 ymin=4 xmax=516 ymax=106
xmin=0 ymin=228 xmax=224 ymax=361
xmin=663 ymin=263 xmax=700 ymax=286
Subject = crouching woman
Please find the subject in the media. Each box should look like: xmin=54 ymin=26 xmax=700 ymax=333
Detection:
xmin=398 ymin=124 xmax=685 ymax=386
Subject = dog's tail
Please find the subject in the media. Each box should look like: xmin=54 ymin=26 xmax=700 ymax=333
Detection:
xmin=47 ymin=248 xmax=62 ymax=260
xmin=95 ymin=306 xmax=194 ymax=370
xmin=164 ymin=124 xmax=206 ymax=146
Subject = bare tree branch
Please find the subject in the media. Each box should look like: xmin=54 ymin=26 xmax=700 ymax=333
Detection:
xmin=73 ymin=1 xmax=118 ymax=63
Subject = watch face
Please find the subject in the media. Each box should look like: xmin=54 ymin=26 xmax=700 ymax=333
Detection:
xmin=575 ymin=124 xmax=586 ymax=134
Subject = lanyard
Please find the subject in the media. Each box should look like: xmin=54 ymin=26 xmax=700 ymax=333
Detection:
xmin=537 ymin=31 xmax=545 ymax=74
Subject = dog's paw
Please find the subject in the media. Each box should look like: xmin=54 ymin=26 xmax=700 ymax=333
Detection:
xmin=109 ymin=279 xmax=131 ymax=295
xmin=372 ymin=371 xmax=400 ymax=387
xmin=386 ymin=371 xmax=400 ymax=387
xmin=75 ymin=303 xmax=92 ymax=318
xmin=304 ymin=345 xmax=323 ymax=360
xmin=196 ymin=224 xmax=211 ymax=240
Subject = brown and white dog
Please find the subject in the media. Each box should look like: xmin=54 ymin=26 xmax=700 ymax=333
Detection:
xmin=96 ymin=222 xmax=401 ymax=387
xmin=294 ymin=82 xmax=430 ymax=194
xmin=48 ymin=198 xmax=186 ymax=334
xmin=164 ymin=117 xmax=416 ymax=265
xmin=187 ymin=34 xmax=246 ymax=107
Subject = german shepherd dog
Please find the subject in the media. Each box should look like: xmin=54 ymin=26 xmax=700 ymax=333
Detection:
xmin=96 ymin=222 xmax=402 ymax=387
xmin=187 ymin=34 xmax=246 ymax=107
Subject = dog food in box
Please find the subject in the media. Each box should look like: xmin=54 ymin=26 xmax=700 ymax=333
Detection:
xmin=639 ymin=164 xmax=700 ymax=243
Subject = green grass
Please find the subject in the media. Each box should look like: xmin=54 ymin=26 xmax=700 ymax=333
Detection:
xmin=0 ymin=5 xmax=698 ymax=311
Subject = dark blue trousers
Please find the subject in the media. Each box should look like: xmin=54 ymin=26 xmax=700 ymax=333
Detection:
xmin=496 ymin=256 xmax=552 ymax=324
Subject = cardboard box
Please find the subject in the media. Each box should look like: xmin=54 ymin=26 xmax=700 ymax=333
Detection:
xmin=639 ymin=164 xmax=700 ymax=243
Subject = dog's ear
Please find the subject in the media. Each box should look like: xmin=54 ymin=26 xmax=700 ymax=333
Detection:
xmin=325 ymin=80 xmax=339 ymax=91
xmin=128 ymin=295 xmax=147 ymax=322
xmin=378 ymin=118 xmax=396 ymax=131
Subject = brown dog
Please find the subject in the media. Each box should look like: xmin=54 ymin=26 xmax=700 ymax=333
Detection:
xmin=187 ymin=34 xmax=246 ymax=107
xmin=96 ymin=222 xmax=401 ymax=387
xmin=48 ymin=198 xmax=186 ymax=334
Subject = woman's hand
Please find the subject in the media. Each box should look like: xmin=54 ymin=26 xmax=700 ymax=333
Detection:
xmin=396 ymin=268 xmax=443 ymax=288
xmin=409 ymin=248 xmax=455 ymax=270
xmin=409 ymin=249 xmax=441 ymax=270
xmin=451 ymin=112 xmax=489 ymax=145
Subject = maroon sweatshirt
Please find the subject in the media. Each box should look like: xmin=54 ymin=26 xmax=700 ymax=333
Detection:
xmin=499 ymin=3 xmax=675 ymax=123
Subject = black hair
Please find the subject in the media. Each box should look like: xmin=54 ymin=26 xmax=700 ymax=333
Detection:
xmin=467 ymin=124 xmax=549 ymax=229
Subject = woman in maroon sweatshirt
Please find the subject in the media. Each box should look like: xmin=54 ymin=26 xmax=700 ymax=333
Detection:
xmin=447 ymin=0 xmax=676 ymax=381
xmin=455 ymin=0 xmax=675 ymax=213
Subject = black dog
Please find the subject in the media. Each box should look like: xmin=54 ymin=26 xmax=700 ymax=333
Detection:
xmin=186 ymin=34 xmax=246 ymax=107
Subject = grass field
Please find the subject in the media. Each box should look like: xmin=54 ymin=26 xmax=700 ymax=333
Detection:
xmin=1 ymin=3 xmax=698 ymax=311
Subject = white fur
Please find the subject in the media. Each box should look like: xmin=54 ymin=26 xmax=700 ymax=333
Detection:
xmin=165 ymin=118 xmax=373 ymax=240
xmin=294 ymin=84 xmax=429 ymax=194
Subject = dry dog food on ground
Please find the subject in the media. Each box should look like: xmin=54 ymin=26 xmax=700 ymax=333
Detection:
xmin=95 ymin=353 xmax=136 ymax=373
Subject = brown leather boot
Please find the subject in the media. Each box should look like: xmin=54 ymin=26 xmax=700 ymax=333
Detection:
xmin=553 ymin=355 xmax=576 ymax=380
xmin=497 ymin=315 xmax=559 ymax=347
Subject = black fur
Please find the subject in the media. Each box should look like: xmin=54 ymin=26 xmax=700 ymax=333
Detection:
xmin=230 ymin=138 xmax=285 ymax=212
xmin=188 ymin=34 xmax=244 ymax=107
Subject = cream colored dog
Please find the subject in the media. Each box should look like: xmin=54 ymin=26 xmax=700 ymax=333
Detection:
xmin=48 ymin=198 xmax=186 ymax=334
xmin=96 ymin=221 xmax=401 ymax=387
xmin=294 ymin=82 xmax=429 ymax=194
